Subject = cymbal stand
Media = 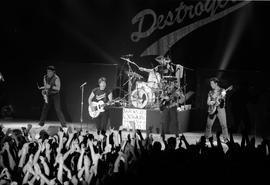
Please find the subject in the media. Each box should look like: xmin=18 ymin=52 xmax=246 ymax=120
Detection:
xmin=122 ymin=57 xmax=134 ymax=107
xmin=183 ymin=70 xmax=187 ymax=109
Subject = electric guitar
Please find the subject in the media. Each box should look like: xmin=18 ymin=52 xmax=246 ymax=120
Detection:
xmin=208 ymin=85 xmax=233 ymax=115
xmin=41 ymin=87 xmax=49 ymax=104
xmin=37 ymin=82 xmax=48 ymax=104
xmin=88 ymin=99 xmax=119 ymax=118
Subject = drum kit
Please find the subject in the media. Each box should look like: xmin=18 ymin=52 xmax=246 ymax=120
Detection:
xmin=121 ymin=55 xmax=182 ymax=109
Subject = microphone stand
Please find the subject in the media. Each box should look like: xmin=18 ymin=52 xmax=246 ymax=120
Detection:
xmin=80 ymin=82 xmax=87 ymax=130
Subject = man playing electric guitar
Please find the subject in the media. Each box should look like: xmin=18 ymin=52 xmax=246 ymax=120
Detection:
xmin=88 ymin=77 xmax=112 ymax=132
xmin=205 ymin=77 xmax=231 ymax=143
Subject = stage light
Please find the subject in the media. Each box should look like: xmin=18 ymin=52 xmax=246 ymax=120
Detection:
xmin=218 ymin=4 xmax=252 ymax=75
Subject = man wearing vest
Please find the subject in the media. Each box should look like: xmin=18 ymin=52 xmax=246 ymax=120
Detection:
xmin=39 ymin=66 xmax=67 ymax=128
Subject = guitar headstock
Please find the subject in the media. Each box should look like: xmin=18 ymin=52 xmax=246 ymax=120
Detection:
xmin=227 ymin=85 xmax=233 ymax=91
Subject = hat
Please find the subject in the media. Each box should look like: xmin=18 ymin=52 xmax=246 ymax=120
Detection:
xmin=47 ymin=65 xmax=56 ymax=71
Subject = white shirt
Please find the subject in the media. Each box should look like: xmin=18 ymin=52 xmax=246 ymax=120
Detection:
xmin=147 ymin=71 xmax=161 ymax=89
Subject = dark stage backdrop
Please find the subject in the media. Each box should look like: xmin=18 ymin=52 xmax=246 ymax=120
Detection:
xmin=1 ymin=1 xmax=269 ymax=71
xmin=0 ymin=63 xmax=118 ymax=123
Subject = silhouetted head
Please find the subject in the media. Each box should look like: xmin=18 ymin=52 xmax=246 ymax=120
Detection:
xmin=167 ymin=137 xmax=176 ymax=150
xmin=153 ymin=141 xmax=162 ymax=152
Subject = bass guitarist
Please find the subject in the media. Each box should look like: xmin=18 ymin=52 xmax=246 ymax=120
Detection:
xmin=205 ymin=77 xmax=229 ymax=143
xmin=88 ymin=77 xmax=112 ymax=132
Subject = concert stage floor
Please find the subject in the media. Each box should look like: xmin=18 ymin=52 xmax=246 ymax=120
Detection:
xmin=0 ymin=119 xmax=264 ymax=151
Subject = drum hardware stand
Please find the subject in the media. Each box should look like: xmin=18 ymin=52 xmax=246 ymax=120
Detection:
xmin=181 ymin=66 xmax=194 ymax=110
xmin=183 ymin=71 xmax=187 ymax=109
xmin=80 ymin=82 xmax=87 ymax=130
xmin=120 ymin=56 xmax=135 ymax=107
xmin=122 ymin=75 xmax=133 ymax=107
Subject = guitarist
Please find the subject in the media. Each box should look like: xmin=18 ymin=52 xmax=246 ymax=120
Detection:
xmin=39 ymin=66 xmax=67 ymax=128
xmin=205 ymin=77 xmax=229 ymax=142
xmin=88 ymin=77 xmax=112 ymax=132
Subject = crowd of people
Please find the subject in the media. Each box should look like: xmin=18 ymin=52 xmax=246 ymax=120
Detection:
xmin=0 ymin=122 xmax=269 ymax=185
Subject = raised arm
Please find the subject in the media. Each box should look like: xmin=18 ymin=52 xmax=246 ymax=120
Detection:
xmin=2 ymin=143 xmax=15 ymax=170
xmin=139 ymin=67 xmax=154 ymax=73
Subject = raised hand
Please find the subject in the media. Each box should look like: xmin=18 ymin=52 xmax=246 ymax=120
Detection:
xmin=119 ymin=125 xmax=124 ymax=131
xmin=58 ymin=130 xmax=64 ymax=139
xmin=2 ymin=142 xmax=10 ymax=152
xmin=180 ymin=134 xmax=186 ymax=141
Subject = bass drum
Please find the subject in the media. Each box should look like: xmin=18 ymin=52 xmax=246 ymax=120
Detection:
xmin=131 ymin=87 xmax=155 ymax=109
xmin=131 ymin=88 xmax=148 ymax=108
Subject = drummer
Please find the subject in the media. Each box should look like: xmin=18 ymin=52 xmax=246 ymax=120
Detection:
xmin=138 ymin=66 xmax=161 ymax=89
xmin=138 ymin=55 xmax=174 ymax=89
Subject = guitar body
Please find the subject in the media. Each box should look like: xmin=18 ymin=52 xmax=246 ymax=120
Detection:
xmin=208 ymin=104 xmax=217 ymax=115
xmin=41 ymin=89 xmax=48 ymax=104
xmin=88 ymin=101 xmax=106 ymax=118
xmin=208 ymin=85 xmax=233 ymax=115
xmin=88 ymin=99 xmax=119 ymax=118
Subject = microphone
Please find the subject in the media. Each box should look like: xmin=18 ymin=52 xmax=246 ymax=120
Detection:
xmin=121 ymin=54 xmax=133 ymax=58
xmin=80 ymin=82 xmax=87 ymax=88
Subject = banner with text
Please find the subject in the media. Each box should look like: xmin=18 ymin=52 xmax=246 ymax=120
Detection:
xmin=122 ymin=108 xmax=147 ymax=130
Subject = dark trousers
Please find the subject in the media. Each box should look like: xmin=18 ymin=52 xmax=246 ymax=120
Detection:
xmin=161 ymin=106 xmax=179 ymax=134
xmin=94 ymin=111 xmax=109 ymax=132
xmin=39 ymin=93 xmax=66 ymax=127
